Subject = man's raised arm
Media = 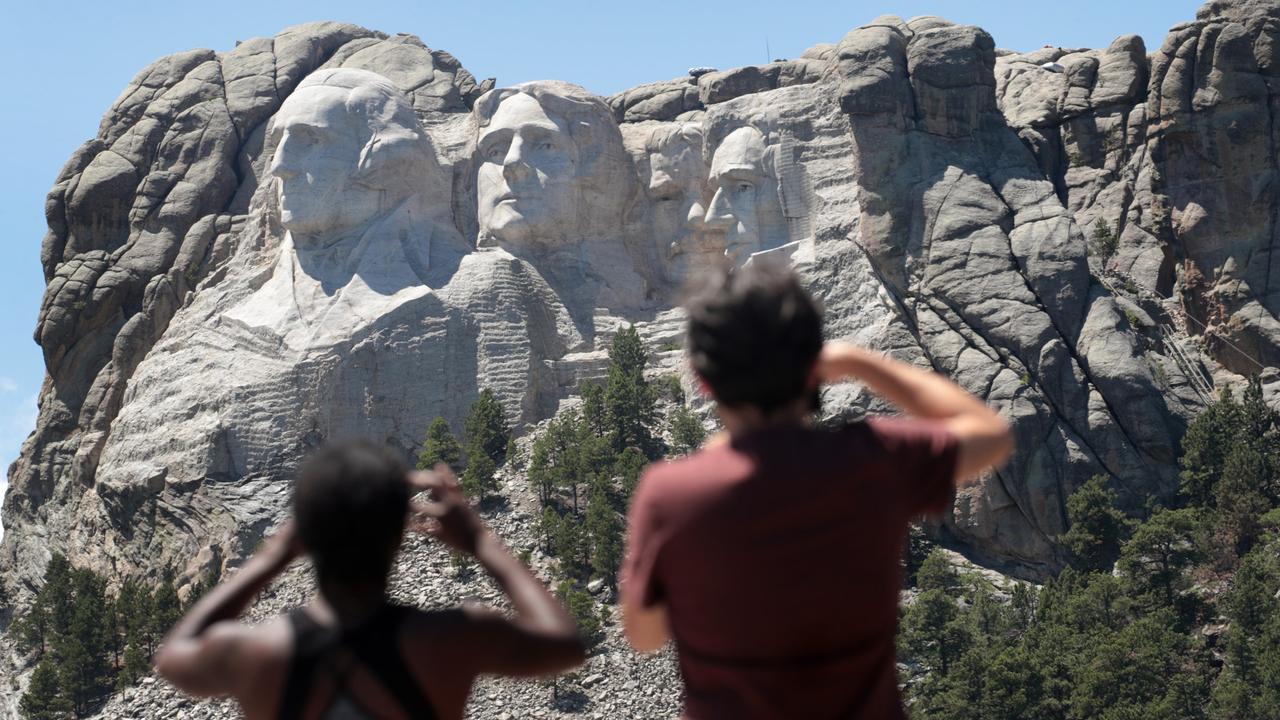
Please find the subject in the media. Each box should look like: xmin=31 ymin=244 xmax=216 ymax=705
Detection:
xmin=817 ymin=342 xmax=1014 ymax=484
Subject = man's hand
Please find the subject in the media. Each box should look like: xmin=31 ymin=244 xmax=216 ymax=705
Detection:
xmin=815 ymin=342 xmax=878 ymax=384
xmin=814 ymin=341 xmax=1014 ymax=485
xmin=408 ymin=466 xmax=488 ymax=555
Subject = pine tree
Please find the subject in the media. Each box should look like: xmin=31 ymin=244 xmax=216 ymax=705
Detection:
xmin=586 ymin=479 xmax=623 ymax=585
xmin=149 ymin=571 xmax=182 ymax=656
xmin=551 ymin=511 xmax=590 ymax=580
xmin=537 ymin=507 xmax=561 ymax=555
xmin=118 ymin=580 xmax=153 ymax=688
xmin=1215 ymin=442 xmax=1271 ymax=558
xmin=16 ymin=554 xmax=74 ymax=657
xmin=901 ymin=588 xmax=968 ymax=676
xmin=132 ymin=579 xmax=157 ymax=656
xmin=668 ymin=403 xmax=706 ymax=455
xmin=528 ymin=412 xmax=583 ymax=511
xmin=528 ymin=433 xmax=556 ymax=507
xmin=15 ymin=598 xmax=50 ymax=657
xmin=43 ymin=554 xmax=76 ymax=655
xmin=460 ymin=451 xmax=497 ymax=499
xmin=1217 ymin=547 xmax=1279 ymax=702
xmin=1118 ymin=508 xmax=1202 ymax=611
xmin=60 ymin=568 xmax=112 ymax=715
xmin=464 ymin=389 xmax=511 ymax=466
xmin=119 ymin=641 xmax=150 ymax=689
xmin=604 ymin=326 xmax=657 ymax=456
xmin=461 ymin=389 xmax=510 ymax=498
xmin=418 ymin=417 xmax=461 ymax=472
xmin=1179 ymin=386 xmax=1242 ymax=508
xmin=1237 ymin=374 xmax=1280 ymax=505
xmin=580 ymin=382 xmax=609 ymax=439
xmin=614 ymin=447 xmax=647 ymax=500
xmin=556 ymin=580 xmax=601 ymax=646
xmin=915 ymin=549 xmax=957 ymax=593
xmin=20 ymin=657 xmax=72 ymax=720
xmin=1060 ymin=475 xmax=1132 ymax=572
xmin=1088 ymin=220 xmax=1117 ymax=258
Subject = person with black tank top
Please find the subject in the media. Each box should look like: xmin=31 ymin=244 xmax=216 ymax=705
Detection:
xmin=156 ymin=440 xmax=586 ymax=719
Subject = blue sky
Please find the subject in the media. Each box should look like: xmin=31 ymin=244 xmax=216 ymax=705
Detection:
xmin=0 ymin=0 xmax=1200 ymax=532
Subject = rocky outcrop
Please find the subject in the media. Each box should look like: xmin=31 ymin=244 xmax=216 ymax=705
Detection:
xmin=827 ymin=16 xmax=1195 ymax=570
xmin=996 ymin=1 xmax=1280 ymax=379
xmin=4 ymin=1 xmax=1279 ymax=618
xmin=3 ymin=24 xmax=488 ymax=592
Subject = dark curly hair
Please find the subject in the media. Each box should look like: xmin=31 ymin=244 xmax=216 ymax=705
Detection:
xmin=294 ymin=439 xmax=409 ymax=587
xmin=685 ymin=260 xmax=823 ymax=415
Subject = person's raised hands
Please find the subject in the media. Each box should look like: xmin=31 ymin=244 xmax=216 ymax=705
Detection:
xmin=408 ymin=465 xmax=488 ymax=555
xmin=259 ymin=518 xmax=304 ymax=568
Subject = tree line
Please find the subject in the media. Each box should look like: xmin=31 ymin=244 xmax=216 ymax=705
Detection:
xmin=11 ymin=556 xmax=210 ymax=719
xmin=900 ymin=376 xmax=1280 ymax=719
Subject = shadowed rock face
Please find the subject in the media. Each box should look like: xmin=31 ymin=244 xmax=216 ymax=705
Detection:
xmin=995 ymin=1 xmax=1280 ymax=377
xmin=4 ymin=2 xmax=1279 ymax=597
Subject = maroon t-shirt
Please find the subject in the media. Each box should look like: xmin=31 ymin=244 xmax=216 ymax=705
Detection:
xmin=622 ymin=417 xmax=958 ymax=720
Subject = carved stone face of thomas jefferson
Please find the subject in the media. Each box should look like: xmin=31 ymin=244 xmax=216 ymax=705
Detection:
xmin=473 ymin=81 xmax=635 ymax=252
xmin=476 ymin=92 xmax=578 ymax=247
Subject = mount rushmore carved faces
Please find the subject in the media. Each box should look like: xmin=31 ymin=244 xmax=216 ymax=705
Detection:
xmin=703 ymin=126 xmax=791 ymax=262
xmin=642 ymin=124 xmax=717 ymax=264
xmin=269 ymin=68 xmax=445 ymax=247
xmin=474 ymin=81 xmax=636 ymax=252
xmin=225 ymin=68 xmax=453 ymax=347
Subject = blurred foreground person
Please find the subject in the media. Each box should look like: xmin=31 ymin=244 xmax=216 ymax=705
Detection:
xmin=621 ymin=262 xmax=1014 ymax=719
xmin=156 ymin=440 xmax=584 ymax=719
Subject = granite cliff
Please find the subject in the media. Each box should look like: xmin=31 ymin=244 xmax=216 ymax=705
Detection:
xmin=3 ymin=0 xmax=1279 ymax=627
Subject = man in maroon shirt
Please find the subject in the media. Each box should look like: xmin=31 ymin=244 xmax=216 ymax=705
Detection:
xmin=621 ymin=262 xmax=1014 ymax=719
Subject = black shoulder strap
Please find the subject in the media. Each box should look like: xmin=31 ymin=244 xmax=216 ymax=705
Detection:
xmin=341 ymin=605 xmax=439 ymax=720
xmin=278 ymin=605 xmax=438 ymax=720
xmin=278 ymin=608 xmax=337 ymax=720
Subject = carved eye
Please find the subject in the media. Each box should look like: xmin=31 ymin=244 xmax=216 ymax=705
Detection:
xmin=735 ymin=182 xmax=754 ymax=194
xmin=484 ymin=144 xmax=506 ymax=160
xmin=536 ymin=141 xmax=556 ymax=151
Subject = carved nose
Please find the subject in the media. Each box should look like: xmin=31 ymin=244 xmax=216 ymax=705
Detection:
xmin=702 ymin=188 xmax=735 ymax=230
xmin=686 ymin=201 xmax=706 ymax=229
xmin=649 ymin=172 xmax=677 ymax=198
xmin=502 ymin=137 xmax=534 ymax=183
xmin=269 ymin=134 xmax=298 ymax=180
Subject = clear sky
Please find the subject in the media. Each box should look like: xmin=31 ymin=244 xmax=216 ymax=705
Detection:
xmin=0 ymin=0 xmax=1202 ymax=532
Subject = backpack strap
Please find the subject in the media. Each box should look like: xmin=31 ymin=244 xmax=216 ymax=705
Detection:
xmin=340 ymin=605 xmax=439 ymax=720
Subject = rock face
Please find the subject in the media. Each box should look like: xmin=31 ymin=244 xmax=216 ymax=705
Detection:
xmin=4 ymin=2 xmax=1279 ymax=612
xmin=995 ymin=0 xmax=1280 ymax=378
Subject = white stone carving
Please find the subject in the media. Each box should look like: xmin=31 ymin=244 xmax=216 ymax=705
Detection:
xmin=474 ymin=81 xmax=636 ymax=252
xmin=703 ymin=125 xmax=811 ymax=264
xmin=224 ymin=68 xmax=455 ymax=349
